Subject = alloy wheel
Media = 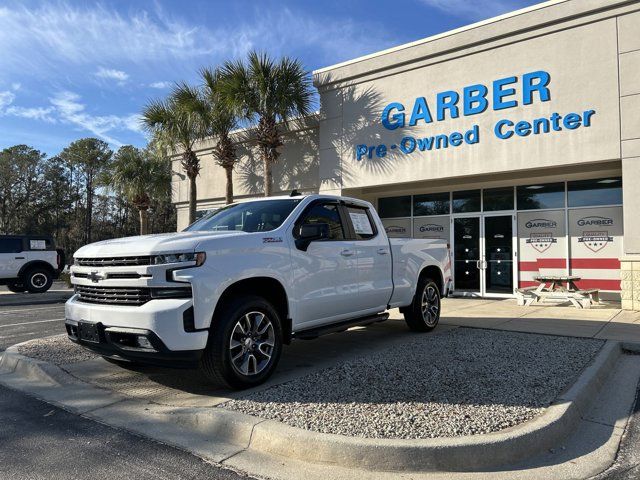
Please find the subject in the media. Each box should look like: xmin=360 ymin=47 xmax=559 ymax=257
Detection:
xmin=229 ymin=311 xmax=276 ymax=376
xmin=421 ymin=285 xmax=440 ymax=327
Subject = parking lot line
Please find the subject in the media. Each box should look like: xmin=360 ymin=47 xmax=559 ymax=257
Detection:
xmin=0 ymin=306 xmax=65 ymax=315
xmin=0 ymin=318 xmax=65 ymax=328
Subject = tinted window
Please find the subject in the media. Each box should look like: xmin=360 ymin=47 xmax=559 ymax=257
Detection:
xmin=452 ymin=190 xmax=481 ymax=213
xmin=186 ymin=199 xmax=300 ymax=232
xmin=0 ymin=238 xmax=23 ymax=253
xmin=568 ymin=177 xmax=622 ymax=207
xmin=378 ymin=196 xmax=411 ymax=218
xmin=346 ymin=206 xmax=376 ymax=240
xmin=299 ymin=203 xmax=345 ymax=240
xmin=414 ymin=192 xmax=450 ymax=216
xmin=517 ymin=183 xmax=565 ymax=210
xmin=483 ymin=187 xmax=514 ymax=211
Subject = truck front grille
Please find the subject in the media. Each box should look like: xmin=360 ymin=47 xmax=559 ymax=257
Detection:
xmin=76 ymin=285 xmax=152 ymax=306
xmin=76 ymin=256 xmax=154 ymax=267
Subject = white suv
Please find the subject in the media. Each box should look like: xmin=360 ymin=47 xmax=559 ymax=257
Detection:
xmin=0 ymin=235 xmax=63 ymax=293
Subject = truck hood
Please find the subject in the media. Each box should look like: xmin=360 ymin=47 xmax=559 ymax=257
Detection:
xmin=74 ymin=231 xmax=248 ymax=258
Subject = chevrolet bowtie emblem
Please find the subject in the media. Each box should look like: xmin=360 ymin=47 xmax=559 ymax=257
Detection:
xmin=88 ymin=271 xmax=105 ymax=283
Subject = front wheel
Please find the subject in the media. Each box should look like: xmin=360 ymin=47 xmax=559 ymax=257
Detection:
xmin=200 ymin=294 xmax=283 ymax=389
xmin=403 ymin=277 xmax=441 ymax=332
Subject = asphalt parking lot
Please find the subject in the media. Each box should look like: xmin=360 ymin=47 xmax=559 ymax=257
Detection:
xmin=0 ymin=283 xmax=72 ymax=351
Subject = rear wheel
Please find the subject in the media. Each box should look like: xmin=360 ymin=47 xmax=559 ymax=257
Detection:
xmin=403 ymin=277 xmax=441 ymax=332
xmin=25 ymin=268 xmax=53 ymax=293
xmin=7 ymin=281 xmax=27 ymax=293
xmin=200 ymin=294 xmax=283 ymax=389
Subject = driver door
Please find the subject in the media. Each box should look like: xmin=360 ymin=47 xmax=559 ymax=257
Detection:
xmin=290 ymin=201 xmax=359 ymax=329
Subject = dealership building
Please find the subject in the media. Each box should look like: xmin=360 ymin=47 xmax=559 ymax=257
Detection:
xmin=172 ymin=0 xmax=640 ymax=309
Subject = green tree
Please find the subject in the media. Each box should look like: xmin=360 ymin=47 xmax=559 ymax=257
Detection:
xmin=177 ymin=68 xmax=238 ymax=204
xmin=102 ymin=145 xmax=171 ymax=235
xmin=142 ymin=84 xmax=208 ymax=225
xmin=218 ymin=51 xmax=314 ymax=196
xmin=0 ymin=145 xmax=46 ymax=234
xmin=59 ymin=138 xmax=112 ymax=244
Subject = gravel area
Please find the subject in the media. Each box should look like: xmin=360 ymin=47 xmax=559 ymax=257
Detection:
xmin=222 ymin=328 xmax=603 ymax=439
xmin=17 ymin=334 xmax=98 ymax=364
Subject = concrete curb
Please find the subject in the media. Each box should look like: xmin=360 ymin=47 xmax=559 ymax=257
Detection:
xmin=241 ymin=341 xmax=621 ymax=472
xmin=0 ymin=339 xmax=622 ymax=473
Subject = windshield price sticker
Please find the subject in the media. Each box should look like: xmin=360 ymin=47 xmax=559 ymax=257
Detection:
xmin=349 ymin=212 xmax=373 ymax=235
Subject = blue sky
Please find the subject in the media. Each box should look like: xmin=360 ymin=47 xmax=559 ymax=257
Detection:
xmin=0 ymin=0 xmax=541 ymax=156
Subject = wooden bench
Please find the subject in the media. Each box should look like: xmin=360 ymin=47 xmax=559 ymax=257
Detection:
xmin=516 ymin=285 xmax=600 ymax=309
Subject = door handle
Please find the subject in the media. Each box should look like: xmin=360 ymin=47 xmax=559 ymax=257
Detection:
xmin=377 ymin=248 xmax=389 ymax=255
xmin=15 ymin=256 xmax=25 ymax=259
xmin=340 ymin=249 xmax=355 ymax=257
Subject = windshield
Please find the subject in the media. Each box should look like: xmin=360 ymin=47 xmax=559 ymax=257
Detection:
xmin=185 ymin=199 xmax=303 ymax=233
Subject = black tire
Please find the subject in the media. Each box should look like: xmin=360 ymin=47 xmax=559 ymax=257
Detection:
xmin=7 ymin=281 xmax=27 ymax=293
xmin=24 ymin=267 xmax=53 ymax=293
xmin=403 ymin=277 xmax=441 ymax=332
xmin=201 ymin=294 xmax=283 ymax=389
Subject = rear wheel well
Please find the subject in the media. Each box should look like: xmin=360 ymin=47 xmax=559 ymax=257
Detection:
xmin=18 ymin=261 xmax=55 ymax=279
xmin=213 ymin=277 xmax=291 ymax=342
xmin=419 ymin=265 xmax=444 ymax=295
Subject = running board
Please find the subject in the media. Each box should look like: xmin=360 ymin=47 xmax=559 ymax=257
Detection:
xmin=292 ymin=313 xmax=389 ymax=340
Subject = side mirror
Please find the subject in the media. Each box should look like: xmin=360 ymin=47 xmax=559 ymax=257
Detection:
xmin=296 ymin=223 xmax=329 ymax=251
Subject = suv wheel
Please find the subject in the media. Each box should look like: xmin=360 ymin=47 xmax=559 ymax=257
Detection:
xmin=25 ymin=268 xmax=53 ymax=293
xmin=201 ymin=294 xmax=283 ymax=389
xmin=7 ymin=281 xmax=27 ymax=293
xmin=403 ymin=277 xmax=441 ymax=332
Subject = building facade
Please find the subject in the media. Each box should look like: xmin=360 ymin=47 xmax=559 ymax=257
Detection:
xmin=172 ymin=0 xmax=640 ymax=308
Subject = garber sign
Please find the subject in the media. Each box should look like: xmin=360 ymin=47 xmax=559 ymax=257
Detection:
xmin=355 ymin=70 xmax=596 ymax=161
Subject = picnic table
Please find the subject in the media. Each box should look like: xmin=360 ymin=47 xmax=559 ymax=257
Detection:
xmin=516 ymin=275 xmax=600 ymax=309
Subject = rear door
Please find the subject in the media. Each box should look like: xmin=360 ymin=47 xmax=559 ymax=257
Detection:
xmin=344 ymin=204 xmax=393 ymax=313
xmin=0 ymin=237 xmax=26 ymax=279
xmin=290 ymin=201 xmax=359 ymax=328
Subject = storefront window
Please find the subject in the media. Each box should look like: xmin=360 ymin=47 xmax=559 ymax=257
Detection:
xmin=378 ymin=196 xmax=411 ymax=218
xmin=568 ymin=177 xmax=622 ymax=207
xmin=483 ymin=187 xmax=514 ymax=211
xmin=452 ymin=189 xmax=481 ymax=213
xmin=517 ymin=182 xmax=565 ymax=210
xmin=413 ymin=192 xmax=450 ymax=216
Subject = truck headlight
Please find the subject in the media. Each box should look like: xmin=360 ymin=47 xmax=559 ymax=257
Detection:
xmin=153 ymin=252 xmax=206 ymax=266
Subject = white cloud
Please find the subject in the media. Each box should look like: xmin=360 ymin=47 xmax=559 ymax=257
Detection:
xmin=49 ymin=91 xmax=141 ymax=146
xmin=6 ymin=105 xmax=55 ymax=122
xmin=418 ymin=0 xmax=523 ymax=19
xmin=149 ymin=81 xmax=172 ymax=89
xmin=11 ymin=82 xmax=21 ymax=91
xmin=0 ymin=90 xmax=15 ymax=110
xmin=95 ymin=67 xmax=129 ymax=83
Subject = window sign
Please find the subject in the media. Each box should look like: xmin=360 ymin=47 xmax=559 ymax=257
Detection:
xmin=381 ymin=218 xmax=411 ymax=238
xmin=413 ymin=216 xmax=450 ymax=242
xmin=30 ymin=240 xmax=46 ymax=250
xmin=568 ymin=206 xmax=622 ymax=291
xmin=517 ymin=210 xmax=567 ymax=287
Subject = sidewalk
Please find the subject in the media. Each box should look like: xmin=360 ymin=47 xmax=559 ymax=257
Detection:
xmin=431 ymin=298 xmax=640 ymax=343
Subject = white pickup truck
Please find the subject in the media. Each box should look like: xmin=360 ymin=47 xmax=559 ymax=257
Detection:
xmin=66 ymin=194 xmax=451 ymax=389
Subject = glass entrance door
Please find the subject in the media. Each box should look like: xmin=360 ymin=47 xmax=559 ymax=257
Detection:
xmin=483 ymin=215 xmax=514 ymax=295
xmin=453 ymin=214 xmax=515 ymax=297
xmin=453 ymin=217 xmax=481 ymax=294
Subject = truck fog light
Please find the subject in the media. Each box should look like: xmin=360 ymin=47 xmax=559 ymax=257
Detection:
xmin=136 ymin=336 xmax=154 ymax=350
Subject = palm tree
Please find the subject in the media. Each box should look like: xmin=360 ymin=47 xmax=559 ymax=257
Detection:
xmin=102 ymin=146 xmax=170 ymax=235
xmin=141 ymin=84 xmax=207 ymax=224
xmin=175 ymin=70 xmax=238 ymax=205
xmin=218 ymin=51 xmax=314 ymax=196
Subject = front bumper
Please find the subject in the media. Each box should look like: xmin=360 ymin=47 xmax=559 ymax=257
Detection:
xmin=64 ymin=294 xmax=209 ymax=367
